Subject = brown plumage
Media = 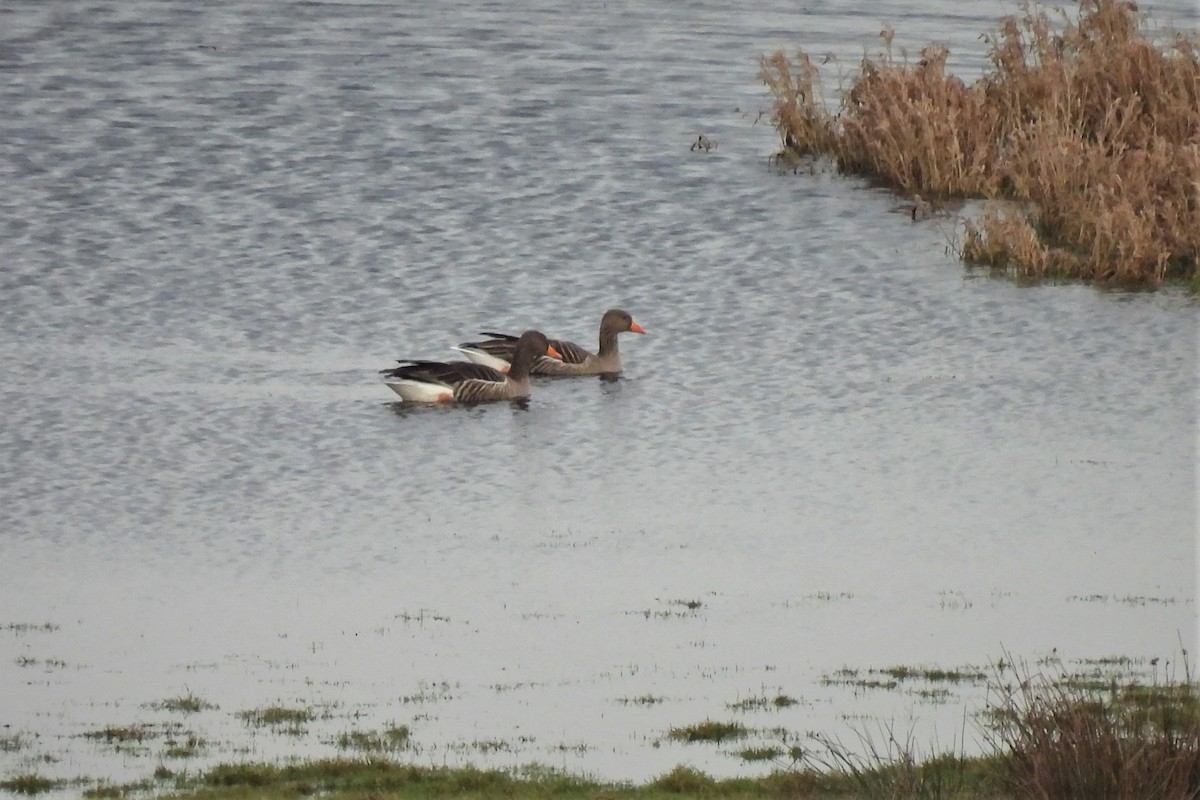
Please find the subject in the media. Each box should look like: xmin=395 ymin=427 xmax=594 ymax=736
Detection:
xmin=382 ymin=330 xmax=560 ymax=403
xmin=454 ymin=309 xmax=646 ymax=376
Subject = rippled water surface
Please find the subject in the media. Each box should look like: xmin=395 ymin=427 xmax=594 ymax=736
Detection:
xmin=1 ymin=0 xmax=1196 ymax=790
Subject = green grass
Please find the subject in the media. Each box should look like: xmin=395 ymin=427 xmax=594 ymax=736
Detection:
xmin=13 ymin=657 xmax=1193 ymax=800
xmin=151 ymin=690 xmax=217 ymax=714
xmin=195 ymin=760 xmax=604 ymax=796
xmin=667 ymin=720 xmax=749 ymax=743
xmin=129 ymin=661 xmax=1200 ymax=799
xmin=151 ymin=692 xmax=217 ymax=714
xmin=146 ymin=757 xmax=1003 ymax=799
xmin=0 ymin=774 xmax=64 ymax=795
xmin=738 ymin=746 xmax=785 ymax=762
xmin=879 ymin=666 xmax=988 ymax=684
xmin=822 ymin=665 xmax=988 ymax=693
xmin=235 ymin=705 xmax=314 ymax=728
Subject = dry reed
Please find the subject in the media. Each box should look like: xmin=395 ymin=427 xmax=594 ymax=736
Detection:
xmin=985 ymin=660 xmax=1200 ymax=799
xmin=760 ymin=0 xmax=1200 ymax=287
xmin=794 ymin=660 xmax=1200 ymax=799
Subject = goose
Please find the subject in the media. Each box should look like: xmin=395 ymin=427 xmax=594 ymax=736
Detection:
xmin=382 ymin=330 xmax=561 ymax=404
xmin=453 ymin=309 xmax=645 ymax=377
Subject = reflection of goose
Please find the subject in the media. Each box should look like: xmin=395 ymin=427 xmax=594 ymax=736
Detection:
xmin=382 ymin=330 xmax=561 ymax=404
xmin=691 ymin=134 xmax=715 ymax=152
xmin=454 ymin=309 xmax=646 ymax=377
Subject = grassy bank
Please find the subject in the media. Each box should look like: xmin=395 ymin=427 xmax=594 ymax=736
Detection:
xmin=760 ymin=0 xmax=1199 ymax=288
xmin=5 ymin=660 xmax=1193 ymax=799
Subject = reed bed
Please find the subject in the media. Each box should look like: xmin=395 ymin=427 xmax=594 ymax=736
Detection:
xmin=984 ymin=660 xmax=1200 ymax=799
xmin=760 ymin=0 xmax=1200 ymax=287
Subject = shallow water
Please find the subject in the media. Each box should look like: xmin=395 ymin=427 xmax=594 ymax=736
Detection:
xmin=1 ymin=0 xmax=1196 ymax=791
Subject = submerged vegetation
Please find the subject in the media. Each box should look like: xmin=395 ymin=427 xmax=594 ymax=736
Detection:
xmin=0 ymin=774 xmax=64 ymax=795
xmin=235 ymin=705 xmax=315 ymax=729
xmin=760 ymin=0 xmax=1199 ymax=287
xmin=134 ymin=661 xmax=1200 ymax=797
xmin=727 ymin=693 xmax=800 ymax=711
xmin=150 ymin=692 xmax=218 ymax=714
xmin=3 ymin=662 xmax=1196 ymax=798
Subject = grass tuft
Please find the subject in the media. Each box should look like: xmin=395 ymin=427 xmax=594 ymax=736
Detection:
xmin=151 ymin=692 xmax=217 ymax=714
xmin=667 ymin=720 xmax=749 ymax=743
xmin=334 ymin=725 xmax=411 ymax=753
xmin=801 ymin=726 xmax=1002 ymax=799
xmin=738 ymin=746 xmax=784 ymax=762
xmin=986 ymin=659 xmax=1200 ymax=798
xmin=880 ymin=665 xmax=988 ymax=684
xmin=0 ymin=774 xmax=63 ymax=795
xmin=650 ymin=765 xmax=718 ymax=793
xmin=235 ymin=705 xmax=313 ymax=729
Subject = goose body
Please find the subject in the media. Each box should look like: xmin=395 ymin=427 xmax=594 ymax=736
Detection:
xmin=453 ymin=309 xmax=645 ymax=377
xmin=382 ymin=330 xmax=560 ymax=404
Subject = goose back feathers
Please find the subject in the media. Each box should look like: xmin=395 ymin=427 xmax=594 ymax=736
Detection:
xmin=383 ymin=330 xmax=560 ymax=403
xmin=454 ymin=309 xmax=645 ymax=376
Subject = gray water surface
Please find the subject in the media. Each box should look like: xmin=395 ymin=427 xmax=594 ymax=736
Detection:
xmin=1 ymin=0 xmax=1196 ymax=790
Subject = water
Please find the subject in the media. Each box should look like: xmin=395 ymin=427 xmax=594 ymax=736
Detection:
xmin=1 ymin=0 xmax=1196 ymax=791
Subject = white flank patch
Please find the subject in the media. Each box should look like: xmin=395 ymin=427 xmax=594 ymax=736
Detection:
xmin=385 ymin=380 xmax=453 ymax=403
xmin=450 ymin=347 xmax=511 ymax=372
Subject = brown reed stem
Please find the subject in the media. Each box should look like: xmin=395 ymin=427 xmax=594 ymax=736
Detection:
xmin=760 ymin=0 xmax=1200 ymax=287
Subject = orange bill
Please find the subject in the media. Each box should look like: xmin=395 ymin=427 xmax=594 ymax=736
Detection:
xmin=546 ymin=344 xmax=563 ymax=359
xmin=630 ymin=320 xmax=646 ymax=334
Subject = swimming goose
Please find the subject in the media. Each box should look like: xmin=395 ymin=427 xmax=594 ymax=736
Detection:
xmin=382 ymin=330 xmax=561 ymax=403
xmin=453 ymin=309 xmax=646 ymax=376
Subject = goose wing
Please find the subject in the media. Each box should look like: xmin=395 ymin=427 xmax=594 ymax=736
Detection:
xmin=548 ymin=338 xmax=591 ymax=364
xmin=457 ymin=333 xmax=520 ymax=362
xmin=458 ymin=331 xmax=578 ymax=364
xmin=381 ymin=359 xmax=506 ymax=385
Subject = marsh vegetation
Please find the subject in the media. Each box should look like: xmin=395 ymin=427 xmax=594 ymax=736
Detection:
xmin=3 ymin=614 xmax=1194 ymax=799
xmin=190 ymin=658 xmax=1194 ymax=798
xmin=760 ymin=0 xmax=1199 ymax=287
xmin=149 ymin=693 xmax=218 ymax=714
xmin=7 ymin=660 xmax=1188 ymax=799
